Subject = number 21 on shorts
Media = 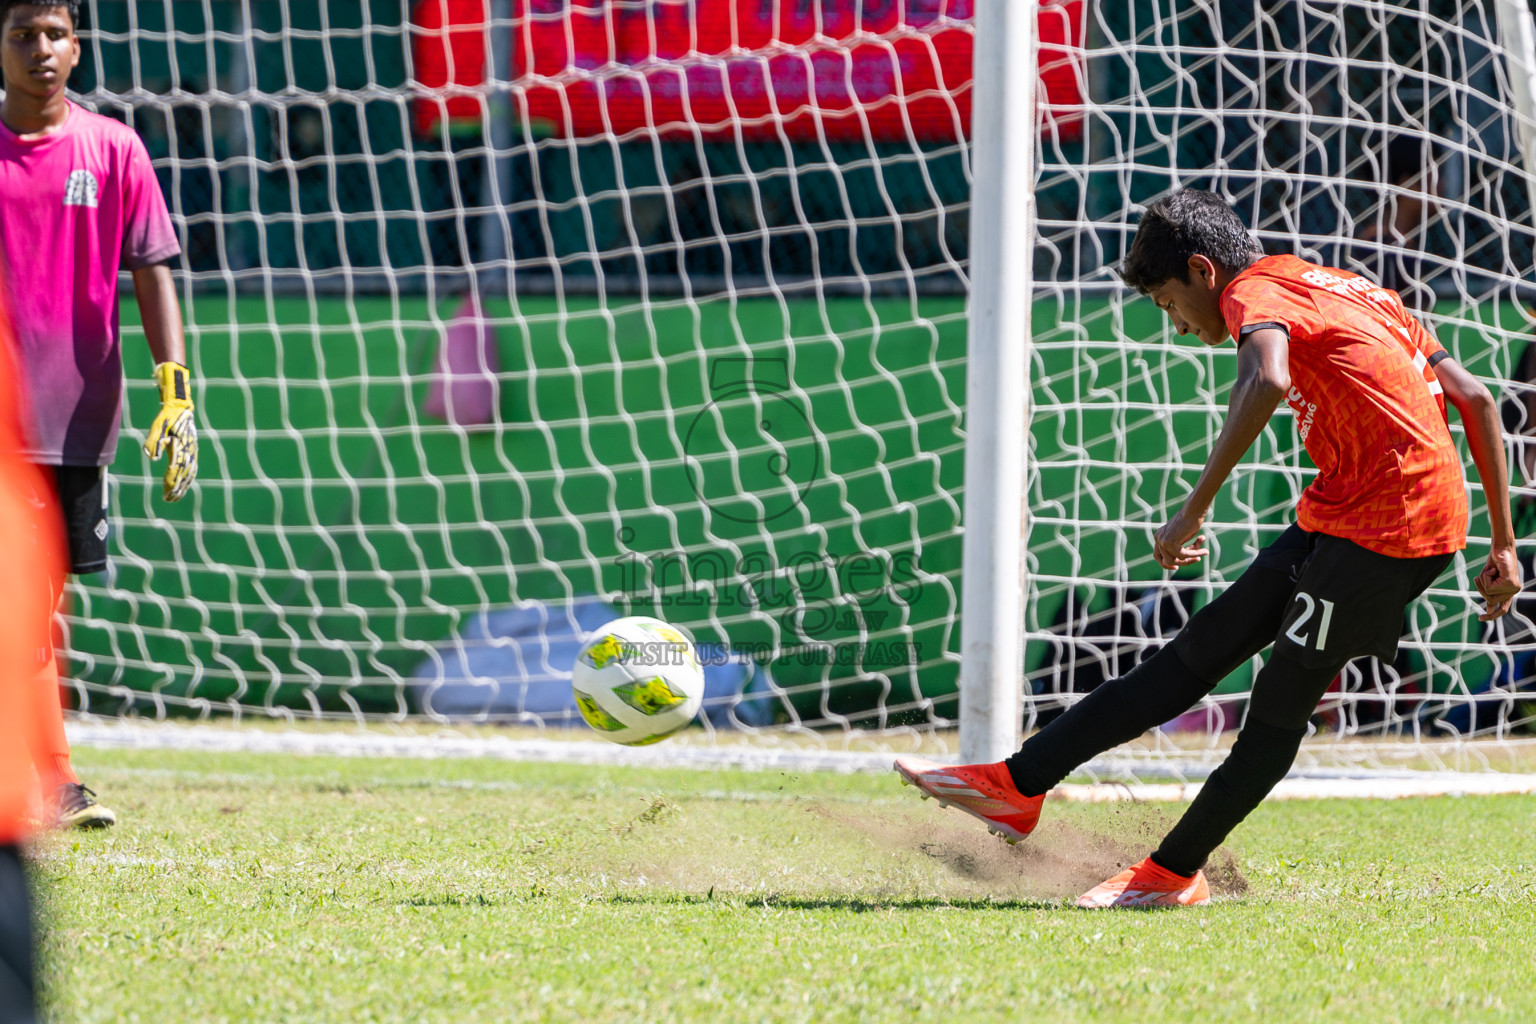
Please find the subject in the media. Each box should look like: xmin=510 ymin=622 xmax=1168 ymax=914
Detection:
xmin=1285 ymin=592 xmax=1335 ymax=651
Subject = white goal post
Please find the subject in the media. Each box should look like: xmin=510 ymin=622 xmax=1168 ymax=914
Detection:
xmin=957 ymin=0 xmax=1035 ymax=764
xmin=1495 ymin=0 xmax=1536 ymax=220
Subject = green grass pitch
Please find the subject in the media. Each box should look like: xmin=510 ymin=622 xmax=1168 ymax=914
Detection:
xmin=35 ymin=747 xmax=1536 ymax=1023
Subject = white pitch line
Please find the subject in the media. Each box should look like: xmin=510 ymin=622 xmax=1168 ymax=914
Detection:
xmin=65 ymin=720 xmax=902 ymax=774
xmin=64 ymin=721 xmax=1536 ymax=800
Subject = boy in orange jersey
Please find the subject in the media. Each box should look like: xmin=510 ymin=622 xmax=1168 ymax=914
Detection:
xmin=897 ymin=189 xmax=1522 ymax=907
xmin=0 ymin=266 xmax=69 ymax=1023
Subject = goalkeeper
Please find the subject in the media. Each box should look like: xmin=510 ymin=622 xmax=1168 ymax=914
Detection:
xmin=896 ymin=189 xmax=1522 ymax=907
xmin=0 ymin=0 xmax=195 ymax=828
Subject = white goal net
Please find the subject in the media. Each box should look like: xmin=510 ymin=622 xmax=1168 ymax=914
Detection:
xmin=59 ymin=0 xmax=1536 ymax=775
xmin=1024 ymin=0 xmax=1536 ymax=776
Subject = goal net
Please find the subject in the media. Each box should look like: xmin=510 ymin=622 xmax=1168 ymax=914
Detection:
xmin=1025 ymin=0 xmax=1536 ymax=777
xmin=60 ymin=0 xmax=1536 ymax=775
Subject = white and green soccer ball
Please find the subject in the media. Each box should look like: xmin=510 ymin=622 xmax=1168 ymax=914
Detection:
xmin=571 ymin=616 xmax=705 ymax=745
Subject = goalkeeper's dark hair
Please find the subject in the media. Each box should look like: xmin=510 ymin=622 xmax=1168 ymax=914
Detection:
xmin=1118 ymin=189 xmax=1264 ymax=294
xmin=0 ymin=0 xmax=80 ymax=29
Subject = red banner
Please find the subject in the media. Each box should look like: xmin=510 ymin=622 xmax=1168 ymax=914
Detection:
xmin=412 ymin=0 xmax=492 ymax=135
xmin=509 ymin=0 xmax=1083 ymax=143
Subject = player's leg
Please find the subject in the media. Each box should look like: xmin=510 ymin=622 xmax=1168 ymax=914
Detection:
xmin=895 ymin=526 xmax=1311 ymax=840
xmin=33 ymin=653 xmax=77 ymax=794
xmin=41 ymin=656 xmax=114 ymax=829
xmin=1004 ymin=525 xmax=1316 ymax=795
xmin=1082 ymin=536 xmax=1454 ymax=906
xmin=37 ymin=466 xmax=116 ymax=830
xmin=1142 ymin=648 xmax=1341 ymax=879
xmin=0 ymin=844 xmax=35 ymax=1024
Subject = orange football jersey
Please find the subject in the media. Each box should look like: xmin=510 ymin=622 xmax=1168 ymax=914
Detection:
xmin=1220 ymin=254 xmax=1467 ymax=559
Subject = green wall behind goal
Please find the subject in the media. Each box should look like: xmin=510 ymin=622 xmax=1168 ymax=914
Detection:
xmin=72 ymin=295 xmax=1518 ymax=722
xmin=88 ymin=293 xmax=975 ymax=721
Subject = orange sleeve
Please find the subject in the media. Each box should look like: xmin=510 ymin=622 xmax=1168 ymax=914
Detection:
xmin=1403 ymin=307 xmax=1447 ymax=362
xmin=1388 ymin=297 xmax=1451 ymax=422
xmin=1220 ymin=277 xmax=1319 ymax=344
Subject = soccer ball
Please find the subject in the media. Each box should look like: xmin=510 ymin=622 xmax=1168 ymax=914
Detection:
xmin=571 ymin=616 xmax=705 ymax=745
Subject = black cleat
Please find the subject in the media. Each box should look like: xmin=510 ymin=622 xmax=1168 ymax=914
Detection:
xmin=56 ymin=783 xmax=117 ymax=829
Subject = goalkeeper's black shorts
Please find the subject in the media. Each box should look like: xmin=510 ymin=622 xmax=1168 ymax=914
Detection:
xmin=44 ymin=465 xmax=110 ymax=576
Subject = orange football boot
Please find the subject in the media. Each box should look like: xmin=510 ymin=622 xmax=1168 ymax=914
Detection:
xmin=1076 ymin=856 xmax=1210 ymax=908
xmin=892 ymin=756 xmax=1045 ymax=843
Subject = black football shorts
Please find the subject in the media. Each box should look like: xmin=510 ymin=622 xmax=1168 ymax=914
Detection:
xmin=48 ymin=465 xmax=111 ymax=575
xmin=1259 ymin=524 xmax=1453 ymax=670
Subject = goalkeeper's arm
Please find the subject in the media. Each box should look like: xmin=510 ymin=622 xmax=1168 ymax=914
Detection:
xmin=132 ymin=263 xmax=197 ymax=502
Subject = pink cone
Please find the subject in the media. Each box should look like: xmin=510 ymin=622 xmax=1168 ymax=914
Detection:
xmin=424 ymin=295 xmax=499 ymax=427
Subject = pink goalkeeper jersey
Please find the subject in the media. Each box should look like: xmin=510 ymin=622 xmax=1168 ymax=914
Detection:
xmin=0 ymin=101 xmax=180 ymax=466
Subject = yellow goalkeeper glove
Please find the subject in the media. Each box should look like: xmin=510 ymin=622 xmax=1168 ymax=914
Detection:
xmin=143 ymin=361 xmax=198 ymax=502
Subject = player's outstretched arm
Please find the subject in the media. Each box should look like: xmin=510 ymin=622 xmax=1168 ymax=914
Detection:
xmin=1434 ymin=356 xmax=1522 ymax=619
xmin=1154 ymin=327 xmax=1290 ymax=570
xmin=132 ymin=264 xmax=198 ymax=502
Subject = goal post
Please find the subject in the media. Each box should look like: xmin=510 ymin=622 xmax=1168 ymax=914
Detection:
xmin=1494 ymin=0 xmax=1536 ymax=224
xmin=958 ymin=0 xmax=1037 ymax=764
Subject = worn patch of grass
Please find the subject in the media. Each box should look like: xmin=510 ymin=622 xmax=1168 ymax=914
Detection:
xmin=33 ymin=748 xmax=1536 ymax=1023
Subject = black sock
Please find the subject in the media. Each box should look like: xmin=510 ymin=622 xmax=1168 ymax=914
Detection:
xmin=1147 ymin=850 xmax=1193 ymax=878
xmin=1150 ymin=647 xmax=1345 ymax=876
xmin=1006 ymin=645 xmax=1214 ymax=797
xmin=1151 ymin=717 xmax=1307 ymax=877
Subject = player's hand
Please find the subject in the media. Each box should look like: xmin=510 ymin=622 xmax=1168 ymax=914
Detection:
xmin=1154 ymin=506 xmax=1208 ymax=570
xmin=143 ymin=361 xmax=198 ymax=502
xmin=1474 ymin=546 xmax=1522 ymax=621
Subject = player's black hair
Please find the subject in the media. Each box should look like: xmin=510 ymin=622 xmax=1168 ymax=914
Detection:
xmin=0 ymin=0 xmax=79 ymax=30
xmin=1118 ymin=189 xmax=1264 ymax=293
